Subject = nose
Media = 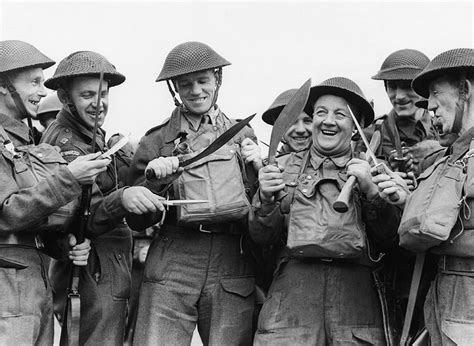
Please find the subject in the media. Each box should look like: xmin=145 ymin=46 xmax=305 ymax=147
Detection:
xmin=427 ymin=95 xmax=437 ymax=113
xmin=322 ymin=112 xmax=336 ymax=126
xmin=190 ymin=82 xmax=201 ymax=95
xmin=294 ymin=119 xmax=306 ymax=133
xmin=38 ymin=83 xmax=47 ymax=97
xmin=395 ymin=86 xmax=407 ymax=100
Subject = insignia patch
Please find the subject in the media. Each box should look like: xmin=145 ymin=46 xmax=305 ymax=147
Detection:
xmin=60 ymin=137 xmax=69 ymax=144
xmin=61 ymin=150 xmax=80 ymax=157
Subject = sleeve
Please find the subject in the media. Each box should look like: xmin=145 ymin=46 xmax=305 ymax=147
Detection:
xmin=248 ymin=189 xmax=287 ymax=245
xmin=126 ymin=134 xmax=165 ymax=231
xmin=360 ymin=194 xmax=402 ymax=251
xmin=0 ymin=158 xmax=81 ymax=233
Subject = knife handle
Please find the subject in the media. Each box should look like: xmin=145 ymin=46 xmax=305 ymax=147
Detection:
xmin=145 ymin=157 xmax=184 ymax=180
xmin=333 ymin=176 xmax=356 ymax=213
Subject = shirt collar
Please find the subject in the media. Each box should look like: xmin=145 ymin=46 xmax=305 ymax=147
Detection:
xmin=309 ymin=145 xmax=352 ymax=170
xmin=450 ymin=126 xmax=474 ymax=160
xmin=0 ymin=112 xmax=32 ymax=146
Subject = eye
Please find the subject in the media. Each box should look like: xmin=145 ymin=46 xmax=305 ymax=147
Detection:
xmin=303 ymin=117 xmax=313 ymax=124
xmin=314 ymin=109 xmax=326 ymax=117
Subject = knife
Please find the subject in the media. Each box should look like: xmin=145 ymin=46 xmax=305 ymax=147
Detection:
xmin=145 ymin=113 xmax=256 ymax=179
xmin=267 ymin=78 xmax=311 ymax=166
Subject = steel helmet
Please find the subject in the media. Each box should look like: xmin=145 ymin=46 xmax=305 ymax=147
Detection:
xmin=412 ymin=48 xmax=474 ymax=98
xmin=156 ymin=41 xmax=231 ymax=82
xmin=372 ymin=49 xmax=430 ymax=81
xmin=36 ymin=92 xmax=62 ymax=118
xmin=0 ymin=40 xmax=55 ymax=75
xmin=45 ymin=51 xmax=125 ymax=90
xmin=262 ymin=89 xmax=313 ymax=125
xmin=308 ymin=77 xmax=374 ymax=127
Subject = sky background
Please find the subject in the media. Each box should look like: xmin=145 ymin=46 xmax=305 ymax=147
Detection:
xmin=1 ymin=0 xmax=473 ymax=153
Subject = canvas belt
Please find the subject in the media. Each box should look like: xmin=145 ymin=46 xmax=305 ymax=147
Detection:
xmin=439 ymin=255 xmax=474 ymax=273
xmin=162 ymin=222 xmax=242 ymax=235
xmin=0 ymin=233 xmax=44 ymax=249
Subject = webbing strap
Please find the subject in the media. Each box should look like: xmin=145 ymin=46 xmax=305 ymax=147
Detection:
xmin=400 ymin=252 xmax=426 ymax=345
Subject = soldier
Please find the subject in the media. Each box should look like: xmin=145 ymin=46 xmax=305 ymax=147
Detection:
xmin=364 ymin=49 xmax=445 ymax=340
xmin=250 ymin=77 xmax=402 ymax=344
xmin=36 ymin=91 xmax=61 ymax=131
xmin=262 ymin=88 xmax=313 ymax=156
xmin=365 ymin=48 xmax=443 ymax=176
xmin=377 ymin=48 xmax=474 ymax=345
xmin=0 ymin=40 xmax=108 ymax=344
xmin=127 ymin=41 xmax=261 ymax=345
xmin=41 ymin=51 xmax=164 ymax=344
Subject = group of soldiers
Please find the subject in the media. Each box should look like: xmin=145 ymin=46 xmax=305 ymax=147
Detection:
xmin=0 ymin=38 xmax=472 ymax=346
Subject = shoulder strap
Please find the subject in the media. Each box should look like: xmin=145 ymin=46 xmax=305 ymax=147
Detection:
xmin=400 ymin=253 xmax=426 ymax=346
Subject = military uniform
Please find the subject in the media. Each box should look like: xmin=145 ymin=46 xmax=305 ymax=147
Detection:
xmin=250 ymin=147 xmax=401 ymax=345
xmin=0 ymin=111 xmax=83 ymax=345
xmin=128 ymin=105 xmax=257 ymax=345
xmin=41 ymin=109 xmax=133 ymax=345
xmin=409 ymin=48 xmax=474 ymax=345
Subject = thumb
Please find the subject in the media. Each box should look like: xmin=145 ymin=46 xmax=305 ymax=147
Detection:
xmin=68 ymin=234 xmax=77 ymax=247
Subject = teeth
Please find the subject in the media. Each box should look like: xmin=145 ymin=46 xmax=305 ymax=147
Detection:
xmin=29 ymin=100 xmax=38 ymax=105
xmin=321 ymin=130 xmax=336 ymax=135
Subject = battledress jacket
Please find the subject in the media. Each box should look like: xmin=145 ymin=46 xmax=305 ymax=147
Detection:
xmin=41 ymin=109 xmax=133 ymax=295
xmin=0 ymin=112 xmax=81 ymax=249
xmin=127 ymin=106 xmax=258 ymax=230
xmin=249 ymin=148 xmax=402 ymax=263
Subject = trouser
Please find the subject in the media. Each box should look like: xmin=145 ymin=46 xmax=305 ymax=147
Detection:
xmin=254 ymin=258 xmax=385 ymax=345
xmin=0 ymin=246 xmax=54 ymax=345
xmin=424 ymin=256 xmax=474 ymax=345
xmin=51 ymin=230 xmax=132 ymax=346
xmin=133 ymin=226 xmax=256 ymax=346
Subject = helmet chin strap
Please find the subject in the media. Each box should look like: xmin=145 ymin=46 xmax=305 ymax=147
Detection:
xmin=3 ymin=75 xmax=35 ymax=143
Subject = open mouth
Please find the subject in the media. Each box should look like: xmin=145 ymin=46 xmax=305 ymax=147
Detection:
xmin=190 ymin=97 xmax=207 ymax=103
xmin=87 ymin=110 xmax=103 ymax=116
xmin=29 ymin=100 xmax=39 ymax=106
xmin=321 ymin=129 xmax=337 ymax=136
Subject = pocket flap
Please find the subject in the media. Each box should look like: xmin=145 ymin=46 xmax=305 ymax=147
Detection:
xmin=21 ymin=143 xmax=66 ymax=164
xmin=351 ymin=326 xmax=384 ymax=345
xmin=220 ymin=277 xmax=255 ymax=298
xmin=442 ymin=319 xmax=474 ymax=345
xmin=0 ymin=255 xmax=28 ymax=269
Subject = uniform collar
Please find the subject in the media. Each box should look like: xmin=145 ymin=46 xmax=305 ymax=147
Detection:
xmin=0 ymin=112 xmax=32 ymax=146
xmin=56 ymin=108 xmax=106 ymax=151
xmin=309 ymin=145 xmax=352 ymax=170
xmin=450 ymin=126 xmax=474 ymax=161
xmin=164 ymin=105 xmax=222 ymax=143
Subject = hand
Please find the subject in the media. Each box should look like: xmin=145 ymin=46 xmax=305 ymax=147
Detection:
xmin=388 ymin=147 xmax=411 ymax=172
xmin=122 ymin=186 xmax=165 ymax=214
xmin=241 ymin=138 xmax=263 ymax=170
xmin=347 ymin=158 xmax=378 ymax=198
xmin=394 ymin=171 xmax=417 ymax=192
xmin=258 ymin=165 xmax=285 ymax=203
xmin=68 ymin=153 xmax=111 ymax=185
xmin=146 ymin=156 xmax=183 ymax=185
xmin=372 ymin=165 xmax=410 ymax=205
xmin=68 ymin=234 xmax=91 ymax=266
xmin=406 ymin=140 xmax=444 ymax=175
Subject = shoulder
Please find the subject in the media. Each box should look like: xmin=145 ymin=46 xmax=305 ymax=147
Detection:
xmin=145 ymin=117 xmax=171 ymax=136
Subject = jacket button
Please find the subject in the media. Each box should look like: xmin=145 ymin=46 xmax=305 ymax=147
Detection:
xmin=37 ymin=153 xmax=43 ymax=157
xmin=302 ymin=189 xmax=307 ymax=193
xmin=117 ymin=254 xmax=122 ymax=260
xmin=307 ymin=175 xmax=312 ymax=179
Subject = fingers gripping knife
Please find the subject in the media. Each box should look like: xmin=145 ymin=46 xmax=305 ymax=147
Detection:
xmin=333 ymin=105 xmax=386 ymax=213
xmin=145 ymin=113 xmax=256 ymax=180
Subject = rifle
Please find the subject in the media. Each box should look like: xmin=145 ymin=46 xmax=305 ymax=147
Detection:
xmin=60 ymin=71 xmax=105 ymax=346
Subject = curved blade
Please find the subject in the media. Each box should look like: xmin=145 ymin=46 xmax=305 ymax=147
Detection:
xmin=145 ymin=113 xmax=256 ymax=179
xmin=267 ymin=78 xmax=311 ymax=165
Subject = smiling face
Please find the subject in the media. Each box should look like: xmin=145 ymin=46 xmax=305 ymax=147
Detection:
xmin=312 ymin=94 xmax=355 ymax=156
xmin=283 ymin=111 xmax=312 ymax=151
xmin=386 ymin=80 xmax=423 ymax=118
xmin=2 ymin=67 xmax=48 ymax=121
xmin=428 ymin=75 xmax=464 ymax=146
xmin=175 ymin=70 xmax=217 ymax=116
xmin=66 ymin=76 xmax=109 ymax=129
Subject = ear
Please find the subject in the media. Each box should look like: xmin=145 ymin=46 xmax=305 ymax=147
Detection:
xmin=57 ymin=88 xmax=69 ymax=104
xmin=0 ymin=85 xmax=7 ymax=96
xmin=464 ymin=79 xmax=472 ymax=101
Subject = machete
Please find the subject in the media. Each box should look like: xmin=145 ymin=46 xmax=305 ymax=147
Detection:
xmin=145 ymin=113 xmax=256 ymax=179
xmin=267 ymin=78 xmax=311 ymax=166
